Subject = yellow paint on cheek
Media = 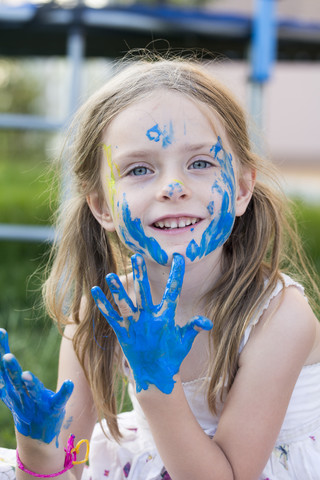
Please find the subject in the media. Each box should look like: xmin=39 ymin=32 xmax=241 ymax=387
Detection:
xmin=103 ymin=144 xmax=120 ymax=213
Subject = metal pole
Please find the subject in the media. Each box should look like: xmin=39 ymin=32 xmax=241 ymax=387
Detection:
xmin=248 ymin=0 xmax=277 ymax=152
xmin=61 ymin=21 xmax=85 ymax=205
xmin=67 ymin=25 xmax=85 ymax=118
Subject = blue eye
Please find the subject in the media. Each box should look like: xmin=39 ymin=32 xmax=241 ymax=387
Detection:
xmin=130 ymin=166 xmax=151 ymax=176
xmin=190 ymin=160 xmax=212 ymax=169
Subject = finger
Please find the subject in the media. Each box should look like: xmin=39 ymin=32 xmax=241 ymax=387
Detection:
xmin=91 ymin=286 xmax=123 ymax=332
xmin=2 ymin=354 xmax=30 ymax=420
xmin=0 ymin=329 xmax=10 ymax=358
xmin=51 ymin=380 xmax=74 ymax=410
xmin=160 ymin=253 xmax=185 ymax=312
xmin=105 ymin=273 xmax=137 ymax=316
xmin=3 ymin=354 xmax=24 ymax=391
xmin=131 ymin=254 xmax=153 ymax=311
xmin=21 ymin=371 xmax=48 ymax=404
xmin=181 ymin=316 xmax=213 ymax=345
xmin=189 ymin=316 xmax=213 ymax=331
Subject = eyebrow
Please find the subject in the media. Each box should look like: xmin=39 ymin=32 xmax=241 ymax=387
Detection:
xmin=182 ymin=143 xmax=217 ymax=153
xmin=115 ymin=143 xmax=217 ymax=160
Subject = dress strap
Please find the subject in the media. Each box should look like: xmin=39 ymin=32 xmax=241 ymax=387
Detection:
xmin=238 ymin=274 xmax=306 ymax=353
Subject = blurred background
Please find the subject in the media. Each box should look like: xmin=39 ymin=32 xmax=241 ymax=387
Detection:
xmin=0 ymin=0 xmax=319 ymax=446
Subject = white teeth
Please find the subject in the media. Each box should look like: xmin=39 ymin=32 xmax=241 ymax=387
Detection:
xmin=171 ymin=220 xmax=178 ymax=229
xmin=154 ymin=217 xmax=199 ymax=229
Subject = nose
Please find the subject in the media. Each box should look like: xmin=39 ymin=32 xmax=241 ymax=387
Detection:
xmin=157 ymin=179 xmax=191 ymax=201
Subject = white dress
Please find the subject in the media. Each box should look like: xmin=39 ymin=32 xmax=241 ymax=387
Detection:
xmin=0 ymin=275 xmax=319 ymax=479
xmin=82 ymin=274 xmax=320 ymax=480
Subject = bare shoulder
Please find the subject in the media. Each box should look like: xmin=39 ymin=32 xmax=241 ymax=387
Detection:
xmin=214 ymin=285 xmax=319 ymax=478
xmin=240 ymin=283 xmax=319 ymax=369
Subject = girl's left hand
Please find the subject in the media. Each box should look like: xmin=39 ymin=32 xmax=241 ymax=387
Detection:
xmin=0 ymin=329 xmax=73 ymax=446
xmin=91 ymin=253 xmax=213 ymax=394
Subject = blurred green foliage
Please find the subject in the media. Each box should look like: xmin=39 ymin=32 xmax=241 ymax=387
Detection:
xmin=293 ymin=201 xmax=320 ymax=276
xmin=0 ymin=145 xmax=58 ymax=225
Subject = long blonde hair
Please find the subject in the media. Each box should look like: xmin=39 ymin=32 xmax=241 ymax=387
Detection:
xmin=44 ymin=55 xmax=319 ymax=441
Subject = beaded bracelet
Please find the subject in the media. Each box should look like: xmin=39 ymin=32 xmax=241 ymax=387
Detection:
xmin=16 ymin=434 xmax=89 ymax=478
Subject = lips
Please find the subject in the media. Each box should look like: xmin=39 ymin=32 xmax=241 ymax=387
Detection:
xmin=153 ymin=216 xmax=200 ymax=230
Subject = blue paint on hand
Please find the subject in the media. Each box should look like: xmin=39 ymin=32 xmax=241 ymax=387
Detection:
xmin=0 ymin=329 xmax=73 ymax=446
xmin=120 ymin=194 xmax=168 ymax=265
xmin=91 ymin=254 xmax=213 ymax=394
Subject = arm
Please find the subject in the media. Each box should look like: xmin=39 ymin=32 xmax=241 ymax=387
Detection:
xmin=138 ymin=286 xmax=317 ymax=480
xmin=0 ymin=328 xmax=73 ymax=479
xmin=92 ymin=253 xmax=317 ymax=480
xmin=17 ymin=323 xmax=96 ymax=480
xmin=0 ymin=324 xmax=96 ymax=480
xmin=55 ymin=323 xmax=97 ymax=479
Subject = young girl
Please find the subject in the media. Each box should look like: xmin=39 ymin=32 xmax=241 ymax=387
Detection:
xmin=0 ymin=56 xmax=320 ymax=480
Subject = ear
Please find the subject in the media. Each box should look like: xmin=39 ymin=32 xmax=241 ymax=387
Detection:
xmin=86 ymin=192 xmax=116 ymax=232
xmin=235 ymin=167 xmax=256 ymax=217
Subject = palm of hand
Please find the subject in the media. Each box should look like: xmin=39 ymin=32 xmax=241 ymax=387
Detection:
xmin=91 ymin=253 xmax=213 ymax=394
xmin=0 ymin=329 xmax=73 ymax=445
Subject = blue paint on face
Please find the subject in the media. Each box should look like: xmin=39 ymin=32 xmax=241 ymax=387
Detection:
xmin=207 ymin=201 xmax=215 ymax=215
xmin=186 ymin=137 xmax=236 ymax=261
xmin=119 ymin=194 xmax=168 ymax=265
xmin=167 ymin=181 xmax=183 ymax=197
xmin=146 ymin=124 xmax=161 ymax=143
xmin=146 ymin=122 xmax=174 ymax=149
xmin=91 ymin=254 xmax=213 ymax=394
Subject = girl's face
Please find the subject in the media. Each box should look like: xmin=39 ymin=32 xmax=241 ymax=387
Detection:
xmin=89 ymin=90 xmax=254 ymax=266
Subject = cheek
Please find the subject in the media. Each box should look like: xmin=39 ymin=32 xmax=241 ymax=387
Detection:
xmin=210 ymin=169 xmax=236 ymax=216
xmin=206 ymin=176 xmax=227 ymax=218
xmin=116 ymin=194 xmax=169 ymax=265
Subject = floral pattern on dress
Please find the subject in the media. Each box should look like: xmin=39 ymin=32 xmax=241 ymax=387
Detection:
xmin=123 ymin=462 xmax=131 ymax=478
xmin=274 ymin=444 xmax=289 ymax=470
xmin=160 ymin=467 xmax=172 ymax=479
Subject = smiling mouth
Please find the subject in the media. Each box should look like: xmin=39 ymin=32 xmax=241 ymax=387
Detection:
xmin=153 ymin=217 xmax=201 ymax=230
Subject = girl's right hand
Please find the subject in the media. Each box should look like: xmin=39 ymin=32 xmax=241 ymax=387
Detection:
xmin=0 ymin=328 xmax=74 ymax=446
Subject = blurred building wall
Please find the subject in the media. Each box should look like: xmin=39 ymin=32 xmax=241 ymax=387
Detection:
xmin=209 ymin=60 xmax=320 ymax=167
xmin=210 ymin=0 xmax=320 ymax=23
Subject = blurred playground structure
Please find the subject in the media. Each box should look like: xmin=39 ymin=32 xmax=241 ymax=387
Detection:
xmin=0 ymin=0 xmax=319 ymax=241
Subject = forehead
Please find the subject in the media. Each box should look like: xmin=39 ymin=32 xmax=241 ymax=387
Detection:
xmin=103 ymin=90 xmax=226 ymax=147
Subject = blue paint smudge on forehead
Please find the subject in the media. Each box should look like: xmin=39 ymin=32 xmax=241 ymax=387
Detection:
xmin=120 ymin=194 xmax=168 ymax=265
xmin=146 ymin=122 xmax=174 ymax=149
xmin=186 ymin=137 xmax=236 ymax=261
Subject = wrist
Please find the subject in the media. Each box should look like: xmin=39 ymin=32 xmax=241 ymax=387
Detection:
xmin=134 ymin=365 xmax=181 ymax=395
xmin=136 ymin=374 xmax=182 ymax=402
xmin=16 ymin=434 xmax=89 ymax=478
xmin=16 ymin=430 xmax=69 ymax=474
